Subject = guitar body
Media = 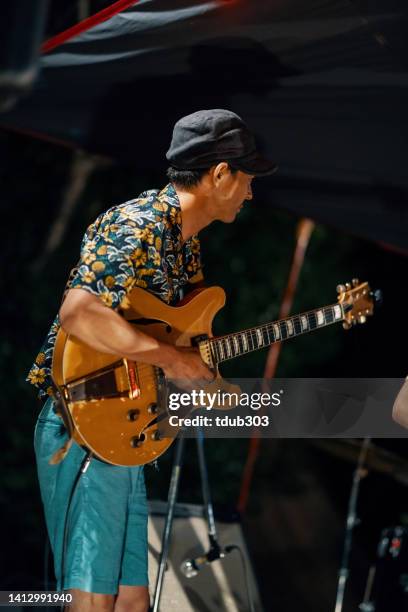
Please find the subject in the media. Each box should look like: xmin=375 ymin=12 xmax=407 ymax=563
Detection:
xmin=52 ymin=285 xmax=238 ymax=466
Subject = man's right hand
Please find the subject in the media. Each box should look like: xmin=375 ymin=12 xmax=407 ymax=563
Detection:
xmin=159 ymin=346 xmax=215 ymax=391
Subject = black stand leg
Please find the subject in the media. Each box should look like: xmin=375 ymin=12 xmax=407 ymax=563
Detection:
xmin=334 ymin=437 xmax=371 ymax=612
xmin=195 ymin=427 xmax=222 ymax=561
xmin=151 ymin=433 xmax=185 ymax=612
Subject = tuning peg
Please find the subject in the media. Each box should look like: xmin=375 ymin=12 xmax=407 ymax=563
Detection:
xmin=358 ymin=315 xmax=367 ymax=324
xmin=337 ymin=284 xmax=346 ymax=293
xmin=352 ymin=278 xmax=360 ymax=286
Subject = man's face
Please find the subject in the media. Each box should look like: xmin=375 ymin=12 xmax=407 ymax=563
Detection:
xmin=213 ymin=167 xmax=254 ymax=223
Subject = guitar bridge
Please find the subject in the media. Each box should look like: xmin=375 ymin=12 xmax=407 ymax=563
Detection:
xmin=123 ymin=360 xmax=141 ymax=399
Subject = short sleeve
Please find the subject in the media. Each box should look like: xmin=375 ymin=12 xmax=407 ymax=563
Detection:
xmin=70 ymin=215 xmax=161 ymax=310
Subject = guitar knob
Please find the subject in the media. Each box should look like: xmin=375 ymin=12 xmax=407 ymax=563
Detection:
xmin=343 ymin=321 xmax=351 ymax=330
xmin=337 ymin=284 xmax=346 ymax=293
xmin=127 ymin=409 xmax=140 ymax=421
xmin=130 ymin=436 xmax=144 ymax=448
xmin=151 ymin=430 xmax=162 ymax=441
xmin=345 ymin=283 xmax=351 ymax=290
xmin=358 ymin=315 xmax=367 ymax=324
xmin=148 ymin=403 xmax=158 ymax=415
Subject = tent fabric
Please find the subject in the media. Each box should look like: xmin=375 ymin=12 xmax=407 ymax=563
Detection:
xmin=2 ymin=0 xmax=408 ymax=249
xmin=41 ymin=0 xmax=141 ymax=53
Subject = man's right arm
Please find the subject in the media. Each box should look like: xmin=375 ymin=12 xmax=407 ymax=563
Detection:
xmin=59 ymin=288 xmax=214 ymax=384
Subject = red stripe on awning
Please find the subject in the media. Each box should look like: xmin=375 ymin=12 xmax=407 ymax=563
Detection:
xmin=41 ymin=0 xmax=140 ymax=54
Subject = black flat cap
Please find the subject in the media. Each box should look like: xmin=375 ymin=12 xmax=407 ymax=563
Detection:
xmin=166 ymin=109 xmax=277 ymax=176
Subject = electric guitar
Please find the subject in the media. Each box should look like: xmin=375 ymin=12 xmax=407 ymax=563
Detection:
xmin=51 ymin=279 xmax=380 ymax=466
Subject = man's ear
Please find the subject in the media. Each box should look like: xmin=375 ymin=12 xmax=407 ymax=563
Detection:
xmin=212 ymin=162 xmax=230 ymax=185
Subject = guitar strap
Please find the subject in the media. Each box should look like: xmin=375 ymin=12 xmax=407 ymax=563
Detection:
xmin=48 ymin=260 xmax=81 ymax=465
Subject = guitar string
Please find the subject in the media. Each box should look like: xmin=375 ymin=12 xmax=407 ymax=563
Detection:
xmin=77 ymin=302 xmax=351 ymax=388
xmin=208 ymin=304 xmax=344 ymax=363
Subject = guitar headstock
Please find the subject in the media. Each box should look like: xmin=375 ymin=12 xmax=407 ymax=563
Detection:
xmin=336 ymin=279 xmax=382 ymax=330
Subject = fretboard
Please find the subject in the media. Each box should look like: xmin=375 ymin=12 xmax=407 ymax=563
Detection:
xmin=205 ymin=303 xmax=345 ymax=365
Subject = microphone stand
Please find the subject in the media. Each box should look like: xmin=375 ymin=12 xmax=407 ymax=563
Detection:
xmin=152 ymin=430 xmax=186 ymax=612
xmin=334 ymin=437 xmax=371 ymax=612
xmin=151 ymin=427 xmax=227 ymax=611
xmin=194 ymin=426 xmax=223 ymax=569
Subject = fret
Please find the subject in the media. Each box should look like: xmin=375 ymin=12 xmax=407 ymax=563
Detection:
xmin=264 ymin=325 xmax=272 ymax=344
xmin=241 ymin=333 xmax=249 ymax=352
xmin=279 ymin=321 xmax=288 ymax=340
xmin=333 ymin=304 xmax=342 ymax=320
xmin=256 ymin=328 xmax=264 ymax=347
xmin=294 ymin=316 xmax=302 ymax=335
xmin=324 ymin=307 xmax=334 ymax=324
xmin=218 ymin=338 xmax=224 ymax=361
xmin=300 ymin=315 xmax=308 ymax=331
xmin=237 ymin=333 xmax=244 ymax=354
xmin=286 ymin=319 xmax=294 ymax=336
xmin=209 ymin=341 xmax=217 ymax=365
xmin=232 ymin=335 xmax=239 ymax=355
xmin=225 ymin=337 xmax=232 ymax=359
xmin=308 ymin=312 xmax=317 ymax=329
xmin=273 ymin=323 xmax=280 ymax=340
xmin=316 ymin=309 xmax=325 ymax=326
xmin=212 ymin=340 xmax=220 ymax=364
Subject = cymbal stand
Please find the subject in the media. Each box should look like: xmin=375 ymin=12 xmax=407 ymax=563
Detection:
xmin=334 ymin=437 xmax=371 ymax=612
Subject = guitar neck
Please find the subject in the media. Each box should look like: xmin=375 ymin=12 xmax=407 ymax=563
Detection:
xmin=205 ymin=302 xmax=346 ymax=365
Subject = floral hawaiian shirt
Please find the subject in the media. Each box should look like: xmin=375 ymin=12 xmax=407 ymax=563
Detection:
xmin=27 ymin=183 xmax=203 ymax=400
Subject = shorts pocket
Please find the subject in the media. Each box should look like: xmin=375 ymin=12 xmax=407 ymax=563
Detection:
xmin=34 ymin=399 xmax=67 ymax=460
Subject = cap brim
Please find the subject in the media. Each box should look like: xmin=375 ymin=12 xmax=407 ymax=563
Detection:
xmin=230 ymin=152 xmax=278 ymax=177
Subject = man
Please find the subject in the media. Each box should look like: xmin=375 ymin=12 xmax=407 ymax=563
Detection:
xmin=27 ymin=109 xmax=277 ymax=611
xmin=392 ymin=377 xmax=408 ymax=429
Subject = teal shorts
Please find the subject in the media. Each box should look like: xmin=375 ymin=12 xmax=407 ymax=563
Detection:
xmin=34 ymin=398 xmax=148 ymax=594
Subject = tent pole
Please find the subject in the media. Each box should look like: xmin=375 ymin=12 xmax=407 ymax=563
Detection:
xmin=42 ymin=0 xmax=140 ymax=54
xmin=237 ymin=218 xmax=315 ymax=514
xmin=30 ymin=150 xmax=107 ymax=274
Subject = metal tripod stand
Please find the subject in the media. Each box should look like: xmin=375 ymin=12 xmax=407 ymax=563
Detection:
xmin=151 ymin=427 xmax=230 ymax=612
xmin=334 ymin=437 xmax=371 ymax=612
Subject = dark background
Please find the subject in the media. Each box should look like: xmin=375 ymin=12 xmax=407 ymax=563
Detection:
xmin=1 ymin=2 xmax=408 ymax=611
